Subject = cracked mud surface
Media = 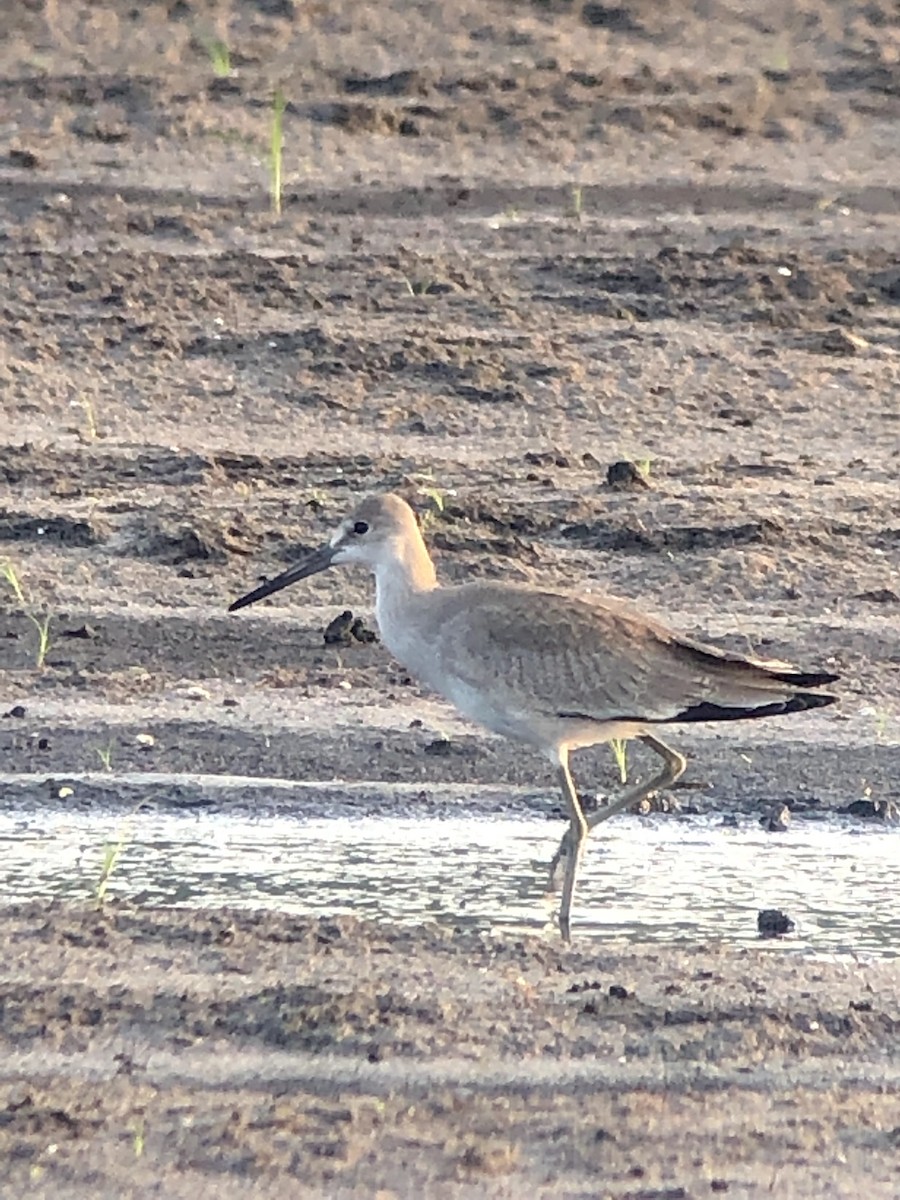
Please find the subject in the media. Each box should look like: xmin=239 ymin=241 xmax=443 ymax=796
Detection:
xmin=1 ymin=0 xmax=899 ymax=1196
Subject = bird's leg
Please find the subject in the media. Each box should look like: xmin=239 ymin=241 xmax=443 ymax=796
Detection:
xmin=555 ymin=756 xmax=589 ymax=943
xmin=546 ymin=734 xmax=687 ymax=896
xmin=586 ymin=734 xmax=686 ymax=831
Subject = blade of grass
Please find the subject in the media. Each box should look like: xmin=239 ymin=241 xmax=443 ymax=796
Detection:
xmin=270 ymin=88 xmax=286 ymax=216
xmin=610 ymin=738 xmax=629 ymax=784
xmin=33 ymin=613 xmax=51 ymax=669
xmin=1 ymin=560 xmax=26 ymax=607
xmin=96 ymin=840 xmax=124 ymax=905
xmin=207 ymin=38 xmax=231 ymax=77
xmin=1 ymin=560 xmax=52 ymax=669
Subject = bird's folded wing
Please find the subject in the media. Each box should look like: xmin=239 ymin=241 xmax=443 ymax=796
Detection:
xmin=433 ymin=586 xmax=818 ymax=724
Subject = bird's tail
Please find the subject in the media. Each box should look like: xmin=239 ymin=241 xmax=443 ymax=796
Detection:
xmin=663 ymin=640 xmax=839 ymax=724
xmin=665 ymin=690 xmax=836 ymax=724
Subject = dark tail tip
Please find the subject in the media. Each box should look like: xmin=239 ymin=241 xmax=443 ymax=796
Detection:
xmin=783 ymin=691 xmax=838 ymax=714
xmin=770 ymin=669 xmax=840 ymax=689
xmin=667 ymin=691 xmax=837 ymax=724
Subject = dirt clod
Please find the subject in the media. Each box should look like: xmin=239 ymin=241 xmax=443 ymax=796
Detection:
xmin=757 ymin=909 xmax=796 ymax=937
xmin=606 ymin=461 xmax=652 ymax=490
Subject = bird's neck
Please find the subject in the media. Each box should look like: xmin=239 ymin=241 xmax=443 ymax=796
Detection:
xmin=373 ymin=533 xmax=437 ymax=636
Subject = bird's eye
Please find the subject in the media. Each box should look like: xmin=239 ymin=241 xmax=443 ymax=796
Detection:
xmin=353 ymin=521 xmax=369 ymax=536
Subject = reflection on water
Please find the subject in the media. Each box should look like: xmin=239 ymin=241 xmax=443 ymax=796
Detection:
xmin=1 ymin=808 xmax=897 ymax=956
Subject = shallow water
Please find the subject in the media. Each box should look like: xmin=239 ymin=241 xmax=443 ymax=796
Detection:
xmin=1 ymin=806 xmax=896 ymax=957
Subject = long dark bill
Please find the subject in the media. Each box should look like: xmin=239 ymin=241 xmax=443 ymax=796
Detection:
xmin=228 ymin=544 xmax=335 ymax=613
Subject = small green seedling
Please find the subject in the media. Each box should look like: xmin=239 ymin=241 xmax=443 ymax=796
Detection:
xmin=96 ymin=840 xmax=124 ymax=904
xmin=420 ymin=486 xmax=445 ymax=513
xmin=78 ymin=395 xmax=99 ymax=440
xmin=610 ymin=737 xmax=629 ymax=784
xmin=770 ymin=33 xmax=791 ymax=73
xmin=570 ymin=185 xmax=583 ymax=221
xmin=402 ymin=275 xmax=435 ymax=297
xmin=270 ymin=88 xmax=287 ymax=216
xmin=94 ymin=803 xmax=146 ymax=904
xmin=95 ymin=828 xmax=130 ymax=904
xmin=96 ymin=744 xmax=114 ymax=772
xmin=418 ymin=486 xmax=446 ymax=533
xmin=205 ymin=37 xmax=231 ymax=77
xmin=1 ymin=560 xmax=52 ymax=669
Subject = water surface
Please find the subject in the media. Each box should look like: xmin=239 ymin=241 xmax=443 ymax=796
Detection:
xmin=1 ymin=807 xmax=896 ymax=956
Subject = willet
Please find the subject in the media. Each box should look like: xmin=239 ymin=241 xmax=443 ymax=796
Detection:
xmin=229 ymin=493 xmax=838 ymax=940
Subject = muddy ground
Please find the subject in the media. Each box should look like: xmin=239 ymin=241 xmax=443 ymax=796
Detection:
xmin=1 ymin=0 xmax=899 ymax=1195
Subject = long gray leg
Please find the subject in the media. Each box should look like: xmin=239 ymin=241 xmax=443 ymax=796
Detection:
xmin=555 ymin=756 xmax=588 ymax=943
xmin=546 ymin=734 xmax=687 ymax=900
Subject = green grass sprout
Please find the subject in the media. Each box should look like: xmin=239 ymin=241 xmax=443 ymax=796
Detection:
xmin=270 ymin=88 xmax=286 ymax=216
xmin=94 ymin=802 xmax=149 ymax=904
xmin=79 ymin=395 xmax=99 ymax=440
xmin=418 ymin=486 xmax=446 ymax=532
xmin=610 ymin=737 xmax=629 ymax=784
xmin=419 ymin=486 xmax=445 ymax=514
xmin=1 ymin=560 xmax=52 ymax=669
xmin=96 ymin=824 xmax=129 ymax=905
xmin=207 ymin=38 xmax=231 ymax=77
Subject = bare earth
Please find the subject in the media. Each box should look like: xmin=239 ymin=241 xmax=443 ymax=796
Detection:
xmin=1 ymin=0 xmax=899 ymax=1196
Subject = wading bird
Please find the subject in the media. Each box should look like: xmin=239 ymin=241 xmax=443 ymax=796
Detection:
xmin=229 ymin=494 xmax=838 ymax=939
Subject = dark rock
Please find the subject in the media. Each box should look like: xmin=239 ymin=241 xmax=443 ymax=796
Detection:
xmin=758 ymin=909 xmax=795 ymax=937
xmin=252 ymin=0 xmax=295 ymax=16
xmin=760 ymin=803 xmax=791 ymax=832
xmin=606 ymin=460 xmax=651 ymax=490
xmin=323 ymin=611 xmax=355 ymax=645
xmin=207 ymin=78 xmax=242 ymax=99
xmin=819 ymin=327 xmax=867 ymax=355
xmin=9 ymin=148 xmax=42 ymax=169
xmin=854 ymin=588 xmax=899 ymax=604
xmin=634 ymin=792 xmax=680 ymax=815
xmin=423 ymin=738 xmax=469 ymax=757
xmin=350 ymin=617 xmax=377 ymax=643
xmin=582 ymin=4 xmax=643 ymax=33
xmin=323 ymin=610 xmax=378 ymax=645
xmin=841 ymin=799 xmax=899 ymax=822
